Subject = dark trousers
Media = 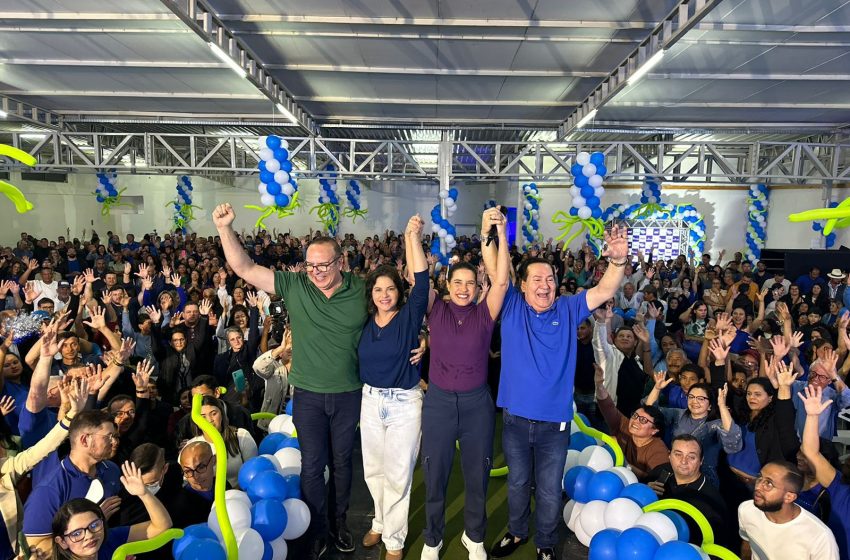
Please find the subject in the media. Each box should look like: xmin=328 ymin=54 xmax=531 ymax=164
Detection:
xmin=292 ymin=387 xmax=361 ymax=540
xmin=421 ymin=383 xmax=495 ymax=547
xmin=502 ymin=410 xmax=571 ymax=549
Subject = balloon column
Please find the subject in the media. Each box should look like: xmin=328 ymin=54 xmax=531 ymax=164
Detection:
xmin=553 ymin=151 xmax=607 ymax=247
xmin=94 ymin=171 xmax=127 ymax=216
xmin=634 ymin=179 xmax=663 ymax=218
xmin=521 ymin=183 xmax=542 ymax=249
xmin=169 ymin=402 xmax=309 ymax=560
xmin=167 ymin=175 xmax=201 ymax=233
xmin=247 ymin=136 xmax=300 ymax=229
xmin=811 ymin=201 xmax=839 ymax=249
xmin=745 ymin=184 xmax=770 ymax=262
xmin=430 ymin=187 xmax=459 ymax=265
xmin=312 ymin=166 xmax=341 ymax=235
xmin=342 ymin=179 xmax=368 ymax=222
xmin=0 ymin=144 xmax=36 ymax=213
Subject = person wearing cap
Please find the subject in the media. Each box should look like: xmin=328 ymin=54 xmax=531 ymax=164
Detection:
xmin=825 ymin=268 xmax=846 ymax=301
xmin=54 ymin=281 xmax=73 ymax=314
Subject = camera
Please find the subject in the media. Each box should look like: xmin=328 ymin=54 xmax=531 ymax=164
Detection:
xmin=268 ymin=301 xmax=288 ymax=345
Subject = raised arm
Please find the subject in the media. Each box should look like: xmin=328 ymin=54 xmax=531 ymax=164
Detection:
xmin=586 ymin=225 xmax=629 ymax=310
xmin=645 ymin=371 xmax=673 ymax=407
xmin=212 ymin=203 xmax=275 ymax=293
xmin=480 ymin=208 xmax=510 ymax=320
xmin=799 ymin=385 xmax=838 ymax=487
xmin=121 ymin=461 xmax=173 ymax=541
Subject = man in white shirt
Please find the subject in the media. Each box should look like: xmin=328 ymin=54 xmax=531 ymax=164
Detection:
xmin=30 ymin=263 xmax=59 ymax=307
xmin=738 ymin=461 xmax=839 ymax=560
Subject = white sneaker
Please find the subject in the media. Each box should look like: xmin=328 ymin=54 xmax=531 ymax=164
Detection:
xmin=421 ymin=540 xmax=442 ymax=560
xmin=461 ymin=532 xmax=487 ymax=560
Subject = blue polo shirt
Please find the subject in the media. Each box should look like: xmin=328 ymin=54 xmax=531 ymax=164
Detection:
xmin=18 ymin=407 xmax=57 ymax=449
xmin=1 ymin=381 xmax=28 ymax=436
xmin=497 ymin=287 xmax=590 ymax=423
xmin=23 ymin=457 xmax=121 ymax=537
xmin=98 ymin=526 xmax=131 ymax=560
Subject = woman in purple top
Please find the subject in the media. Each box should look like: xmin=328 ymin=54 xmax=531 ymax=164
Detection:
xmin=420 ymin=208 xmax=511 ymax=560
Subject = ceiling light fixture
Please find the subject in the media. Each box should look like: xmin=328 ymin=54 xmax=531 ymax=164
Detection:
xmin=208 ymin=42 xmax=247 ymax=79
xmin=276 ymin=103 xmax=299 ymax=124
xmin=576 ymin=109 xmax=597 ymax=129
xmin=628 ymin=50 xmax=665 ymax=85
xmin=0 ymin=109 xmax=7 ymax=118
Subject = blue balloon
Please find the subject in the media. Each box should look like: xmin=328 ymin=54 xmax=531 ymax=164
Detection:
xmin=563 ymin=466 xmax=595 ymax=503
xmin=238 ymin=456 xmax=277 ymax=490
xmin=653 ymin=540 xmax=701 ymax=560
xmin=251 ymin=499 xmax=288 ymax=540
xmin=259 ymin=432 xmax=289 ymax=456
xmin=595 ymin=164 xmax=608 ymax=177
xmin=275 ymin=435 xmax=300 ymax=452
xmin=177 ymin=538 xmax=226 ymax=560
xmin=247 ymin=470 xmax=289 ymax=503
xmin=574 ymin=174 xmax=590 ymax=189
xmin=587 ymin=471 xmax=625 ymax=502
xmin=592 ymin=207 xmax=603 ymax=219
xmin=568 ymin=432 xmax=595 ymax=451
xmin=659 ymin=511 xmax=689 ymax=542
xmin=182 ymin=176 xmax=191 ymax=185
xmin=96 ymin=195 xmax=105 ymax=203
xmin=448 ymin=187 xmax=459 ymax=199
xmin=619 ymin=483 xmax=658 ymax=508
xmin=266 ymin=136 xmax=282 ymax=150
xmin=282 ymin=474 xmax=301 ymax=499
xmin=581 ymin=186 xmax=595 ymax=199
xmin=289 ymin=180 xmax=298 ymax=191
xmin=569 ymin=207 xmax=578 ymax=216
xmin=586 ymin=196 xmax=600 ymax=208
xmin=617 ymin=528 xmax=660 ymax=560
xmin=266 ymin=182 xmax=281 ymax=196
xmin=274 ymin=193 xmax=290 ymax=208
xmin=571 ymin=163 xmax=584 ymax=176
xmin=259 ymin=171 xmax=274 ymax=184
xmin=273 ymin=148 xmax=289 ymax=161
xmin=589 ymin=528 xmax=621 ymax=560
xmin=258 ymin=161 xmax=268 ymax=173
xmin=590 ymin=152 xmax=605 ymax=166
xmin=173 ymin=524 xmax=217 ymax=559
xmin=280 ymin=160 xmax=293 ymax=172
xmin=285 ymin=400 xmax=293 ymax=415
xmin=262 ymin=541 xmax=273 ymax=560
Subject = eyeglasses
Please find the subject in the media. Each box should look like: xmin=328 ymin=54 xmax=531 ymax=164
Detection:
xmin=630 ymin=412 xmax=655 ymax=426
xmin=304 ymin=257 xmax=339 ymax=272
xmin=112 ymin=409 xmax=136 ymax=419
xmin=182 ymin=457 xmax=212 ymax=478
xmin=754 ymin=476 xmax=782 ymax=491
xmin=687 ymin=395 xmax=710 ymax=403
xmin=87 ymin=431 xmax=119 ymax=443
xmin=171 ymin=337 xmax=186 ymax=343
xmin=63 ymin=518 xmax=104 ymax=543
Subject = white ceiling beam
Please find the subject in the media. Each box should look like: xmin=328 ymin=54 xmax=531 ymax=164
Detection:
xmin=608 ymin=101 xmax=850 ymax=109
xmin=0 ymin=12 xmax=177 ymax=20
xmin=293 ymin=96 xmax=578 ymax=106
xmin=0 ymin=58 xmax=225 ymax=69
xmin=266 ymin=64 xmax=607 ymax=77
xmin=0 ymin=95 xmax=62 ymax=129
xmin=218 ymin=15 xmax=657 ymax=28
xmin=0 ymin=25 xmax=193 ymax=34
xmin=559 ymin=0 xmax=726 ymax=137
xmin=235 ymin=30 xmax=639 ymax=43
xmin=1 ymin=90 xmax=264 ymax=99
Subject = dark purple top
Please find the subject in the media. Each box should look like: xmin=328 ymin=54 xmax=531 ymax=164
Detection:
xmin=427 ymin=298 xmax=495 ymax=392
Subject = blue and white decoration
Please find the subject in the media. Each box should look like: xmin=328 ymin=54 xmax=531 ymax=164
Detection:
xmin=430 ymin=186 xmax=459 ymax=264
xmin=314 ymin=166 xmax=341 ymax=235
xmin=812 ymin=200 xmax=839 ymax=249
xmin=745 ymin=184 xmax=770 ymax=262
xmin=568 ymin=151 xmax=607 ymax=220
xmin=343 ymin=179 xmax=368 ymax=222
xmin=93 ymin=170 xmax=126 ymax=215
xmin=249 ymin=135 xmax=300 ymax=229
xmin=168 ymin=175 xmax=199 ymax=232
xmin=522 ymin=183 xmax=541 ymax=249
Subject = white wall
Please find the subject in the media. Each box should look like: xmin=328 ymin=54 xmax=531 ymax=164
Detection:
xmin=2 ymin=172 xmax=843 ymax=255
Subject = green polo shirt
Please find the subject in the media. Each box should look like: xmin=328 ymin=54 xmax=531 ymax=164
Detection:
xmin=274 ymin=270 xmax=367 ymax=393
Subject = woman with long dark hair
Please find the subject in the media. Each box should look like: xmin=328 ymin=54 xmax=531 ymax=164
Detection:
xmin=186 ymin=396 xmax=257 ymax=488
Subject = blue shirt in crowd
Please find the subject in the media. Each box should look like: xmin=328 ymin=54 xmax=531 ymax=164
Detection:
xmin=98 ymin=526 xmax=131 ymax=560
xmin=358 ymin=269 xmax=429 ymax=390
xmin=1 ymin=381 xmax=29 ymax=437
xmin=727 ymin=427 xmax=761 ymax=477
xmin=792 ymin=380 xmax=850 ymax=439
xmin=498 ymin=287 xmax=590 ymax=423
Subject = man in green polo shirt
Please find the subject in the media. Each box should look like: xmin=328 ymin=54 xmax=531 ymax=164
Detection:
xmin=213 ymin=203 xmax=366 ymax=559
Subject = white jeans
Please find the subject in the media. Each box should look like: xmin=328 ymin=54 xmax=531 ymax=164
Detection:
xmin=360 ymin=384 xmax=423 ymax=551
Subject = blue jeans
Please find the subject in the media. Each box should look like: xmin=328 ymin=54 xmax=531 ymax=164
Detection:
xmin=292 ymin=387 xmax=361 ymax=540
xmin=502 ymin=410 xmax=571 ymax=549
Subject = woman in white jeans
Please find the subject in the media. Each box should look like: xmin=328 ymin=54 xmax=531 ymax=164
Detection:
xmin=357 ymin=214 xmax=432 ymax=559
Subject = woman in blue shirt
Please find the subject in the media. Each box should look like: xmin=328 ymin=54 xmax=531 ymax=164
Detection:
xmin=50 ymin=461 xmax=172 ymax=560
xmin=357 ymin=214 xmax=432 ymax=560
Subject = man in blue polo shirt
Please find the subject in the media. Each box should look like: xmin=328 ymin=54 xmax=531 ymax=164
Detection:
xmin=490 ymin=226 xmax=629 ymax=560
xmin=24 ymin=409 xmax=122 ymax=557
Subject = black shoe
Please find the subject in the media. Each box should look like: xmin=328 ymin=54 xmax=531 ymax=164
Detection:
xmin=330 ymin=522 xmax=355 ymax=553
xmin=309 ymin=538 xmax=328 ymax=559
xmin=537 ymin=547 xmax=556 ymax=560
xmin=490 ymin=532 xmax=528 ymax=558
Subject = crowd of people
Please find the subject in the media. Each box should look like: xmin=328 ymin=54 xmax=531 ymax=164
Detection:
xmin=1 ymin=205 xmax=849 ymax=560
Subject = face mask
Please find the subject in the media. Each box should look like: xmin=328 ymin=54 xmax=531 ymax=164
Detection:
xmin=145 ymin=482 xmax=161 ymax=495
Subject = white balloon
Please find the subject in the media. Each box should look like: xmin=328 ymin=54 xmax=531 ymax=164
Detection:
xmin=431 ymin=223 xmax=440 ymax=233
xmin=269 ymin=535 xmax=288 ymax=559
xmin=258 ymin=136 xmax=268 ymax=147
xmin=594 ymin=187 xmax=605 ymax=197
xmin=573 ymin=517 xmax=593 ymax=546
xmin=439 ymin=190 xmax=449 ymax=199
xmin=635 ymin=512 xmax=677 ymax=544
xmin=582 ymin=163 xmax=597 ymax=178
xmin=209 ymin=499 xmax=251 ymax=534
xmin=578 ymin=206 xmax=592 ymax=220
xmin=268 ymin=414 xmax=296 ymax=436
xmin=603 ymin=497 xmax=644 ymax=532
xmin=445 ymin=234 xmax=455 ymax=245
xmin=279 ymin=139 xmax=289 ymax=150
xmin=589 ymin=174 xmax=604 ymax=188
xmin=438 ymin=228 xmax=447 ymax=238
xmin=576 ymin=151 xmax=591 ymax=166
xmin=258 ymin=183 xmax=268 ymax=195
xmin=282 ymin=498 xmax=311 ymax=540
xmin=274 ymin=170 xmax=290 ymax=185
xmin=579 ymin=445 xmax=614 ymax=471
xmin=525 ymin=202 xmax=533 ymax=210
xmin=648 ymin=196 xmax=657 ymax=203
xmin=608 ymin=466 xmax=638 ymax=486
xmin=564 ymin=500 xmax=584 ymax=532
xmin=235 ymin=527 xmax=265 ymax=559
xmin=260 ymin=193 xmax=276 ymax=207
xmin=259 ymin=148 xmax=274 ymax=162
xmin=319 ymin=195 xmax=328 ymax=204
xmin=225 ymin=489 xmax=252 ymax=509
xmin=282 ymin=183 xmax=295 ymax=196
xmin=579 ymin=500 xmax=609 ymax=539
xmin=572 ymin=196 xmax=586 ymax=209
xmin=259 ymin=453 xmax=282 ymax=472
xmin=265 ymin=158 xmax=281 ymax=173
xmin=274 ymin=447 xmax=302 ymax=476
